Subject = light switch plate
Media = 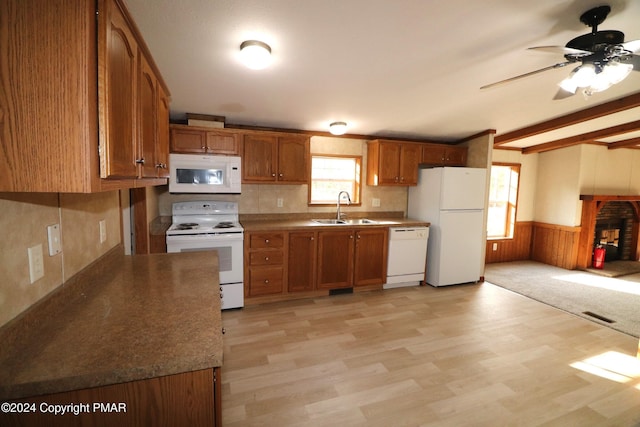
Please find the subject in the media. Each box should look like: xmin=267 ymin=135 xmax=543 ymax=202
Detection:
xmin=47 ymin=224 xmax=62 ymax=255
xmin=28 ymin=244 xmax=44 ymax=283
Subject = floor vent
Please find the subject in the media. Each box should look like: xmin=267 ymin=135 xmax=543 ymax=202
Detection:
xmin=582 ymin=311 xmax=616 ymax=324
xmin=329 ymin=287 xmax=353 ymax=296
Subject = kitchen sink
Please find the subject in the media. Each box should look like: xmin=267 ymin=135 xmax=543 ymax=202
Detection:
xmin=311 ymin=218 xmax=377 ymax=225
xmin=312 ymin=219 xmax=347 ymax=225
xmin=343 ymin=218 xmax=377 ymax=225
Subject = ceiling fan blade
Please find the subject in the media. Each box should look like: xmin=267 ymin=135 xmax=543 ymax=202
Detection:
xmin=553 ymin=87 xmax=576 ymax=100
xmin=622 ymin=39 xmax=640 ymax=53
xmin=528 ymin=46 xmax=592 ymax=56
xmin=480 ymin=61 xmax=572 ymax=90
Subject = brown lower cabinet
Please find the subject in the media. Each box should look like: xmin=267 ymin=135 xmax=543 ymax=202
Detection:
xmin=288 ymin=231 xmax=317 ymax=292
xmin=317 ymin=228 xmax=388 ymax=289
xmin=1 ymin=368 xmax=221 ymax=427
xmin=245 ymin=227 xmax=388 ymax=300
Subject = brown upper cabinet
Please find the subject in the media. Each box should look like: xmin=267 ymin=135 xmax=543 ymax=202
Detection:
xmin=367 ymin=140 xmax=422 ymax=186
xmin=0 ymin=0 xmax=170 ymax=192
xmin=170 ymin=125 xmax=241 ymax=155
xmin=242 ymin=132 xmax=310 ymax=184
xmin=421 ymin=143 xmax=467 ymax=166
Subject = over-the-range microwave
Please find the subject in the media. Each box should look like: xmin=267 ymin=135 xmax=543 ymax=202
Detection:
xmin=169 ymin=153 xmax=241 ymax=194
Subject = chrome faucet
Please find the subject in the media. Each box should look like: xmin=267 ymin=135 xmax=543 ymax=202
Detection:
xmin=336 ymin=191 xmax=351 ymax=220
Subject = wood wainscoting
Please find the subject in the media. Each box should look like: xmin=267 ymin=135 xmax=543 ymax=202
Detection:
xmin=485 ymin=221 xmax=581 ymax=269
xmin=485 ymin=221 xmax=533 ymax=263
xmin=530 ymin=222 xmax=581 ymax=269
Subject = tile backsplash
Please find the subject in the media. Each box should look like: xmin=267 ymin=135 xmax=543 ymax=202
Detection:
xmin=0 ymin=191 xmax=121 ymax=327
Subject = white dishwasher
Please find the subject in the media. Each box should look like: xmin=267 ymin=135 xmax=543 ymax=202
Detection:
xmin=384 ymin=226 xmax=429 ymax=289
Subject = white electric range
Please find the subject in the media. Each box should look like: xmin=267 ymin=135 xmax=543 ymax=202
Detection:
xmin=166 ymin=201 xmax=244 ymax=309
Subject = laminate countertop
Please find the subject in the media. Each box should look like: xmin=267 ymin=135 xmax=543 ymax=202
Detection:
xmin=241 ymin=217 xmax=430 ymax=231
xmin=0 ymin=248 xmax=222 ymax=400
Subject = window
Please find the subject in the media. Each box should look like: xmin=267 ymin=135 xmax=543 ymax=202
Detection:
xmin=487 ymin=163 xmax=520 ymax=239
xmin=309 ymin=155 xmax=362 ymax=205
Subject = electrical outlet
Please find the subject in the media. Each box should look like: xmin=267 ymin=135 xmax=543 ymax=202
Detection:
xmin=277 ymin=198 xmax=283 ymax=208
xmin=492 ymin=242 xmax=498 ymax=251
xmin=47 ymin=224 xmax=62 ymax=255
xmin=28 ymin=244 xmax=44 ymax=283
xmin=372 ymin=198 xmax=380 ymax=207
xmin=99 ymin=220 xmax=107 ymax=243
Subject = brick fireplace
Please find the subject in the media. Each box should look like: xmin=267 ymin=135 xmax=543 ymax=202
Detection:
xmin=578 ymin=195 xmax=640 ymax=268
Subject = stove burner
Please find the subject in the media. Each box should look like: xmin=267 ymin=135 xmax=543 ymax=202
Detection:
xmin=175 ymin=222 xmax=199 ymax=230
xmin=215 ymin=221 xmax=235 ymax=229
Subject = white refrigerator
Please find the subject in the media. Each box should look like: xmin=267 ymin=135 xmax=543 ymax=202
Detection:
xmin=408 ymin=167 xmax=486 ymax=287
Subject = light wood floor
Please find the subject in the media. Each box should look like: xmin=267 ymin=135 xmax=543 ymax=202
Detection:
xmin=221 ymin=283 xmax=640 ymax=426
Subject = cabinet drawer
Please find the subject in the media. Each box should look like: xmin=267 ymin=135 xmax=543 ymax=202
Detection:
xmin=249 ymin=251 xmax=284 ymax=266
xmin=249 ymin=233 xmax=284 ymax=249
xmin=248 ymin=267 xmax=284 ymax=296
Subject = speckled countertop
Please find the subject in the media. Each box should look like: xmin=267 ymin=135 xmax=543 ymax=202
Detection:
xmin=0 ymin=248 xmax=222 ymax=400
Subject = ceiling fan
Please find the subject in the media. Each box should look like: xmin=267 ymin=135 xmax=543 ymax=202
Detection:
xmin=481 ymin=5 xmax=640 ymax=97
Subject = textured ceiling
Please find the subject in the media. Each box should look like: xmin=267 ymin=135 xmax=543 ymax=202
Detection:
xmin=125 ymin=0 xmax=640 ymax=149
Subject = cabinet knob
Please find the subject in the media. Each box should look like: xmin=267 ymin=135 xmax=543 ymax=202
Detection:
xmin=271 ymin=173 xmax=276 ymax=177
xmin=310 ymin=237 xmax=314 ymax=241
xmin=265 ymin=239 xmax=270 ymax=244
xmin=136 ymin=158 xmax=145 ymax=164
xmin=350 ymin=235 xmax=354 ymax=239
xmin=265 ymin=256 xmax=269 ymax=261
xmin=264 ymin=279 xmax=270 ymax=284
xmin=279 ymin=173 xmax=283 ymax=177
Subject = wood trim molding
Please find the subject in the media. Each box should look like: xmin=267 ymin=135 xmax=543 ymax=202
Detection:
xmin=494 ymin=91 xmax=640 ymax=146
xmin=522 ymin=119 xmax=640 ymax=154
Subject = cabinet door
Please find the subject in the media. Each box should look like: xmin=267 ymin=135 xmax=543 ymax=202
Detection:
xmin=421 ymin=144 xmax=447 ymax=165
xmin=354 ymin=229 xmax=388 ymax=286
xmin=278 ymin=135 xmax=309 ymax=183
xmin=138 ymin=54 xmax=158 ymax=178
xmin=399 ymin=144 xmax=421 ymax=185
xmin=317 ymin=230 xmax=354 ymax=289
xmin=378 ymin=142 xmax=401 ymax=184
xmin=206 ymin=130 xmax=239 ymax=155
xmin=100 ymin=0 xmax=138 ymax=179
xmin=170 ymin=128 xmax=206 ymax=153
xmin=156 ymin=85 xmax=170 ymax=177
xmin=444 ymin=146 xmax=467 ymax=166
xmin=288 ymin=231 xmax=317 ymax=292
xmin=243 ymin=134 xmax=278 ymax=182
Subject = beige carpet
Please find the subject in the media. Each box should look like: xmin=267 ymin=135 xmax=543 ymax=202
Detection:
xmin=484 ymin=260 xmax=640 ymax=338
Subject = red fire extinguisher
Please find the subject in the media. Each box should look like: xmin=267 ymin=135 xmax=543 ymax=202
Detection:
xmin=593 ymin=245 xmax=606 ymax=269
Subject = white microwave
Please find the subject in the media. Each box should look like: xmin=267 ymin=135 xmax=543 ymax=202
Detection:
xmin=169 ymin=153 xmax=241 ymax=193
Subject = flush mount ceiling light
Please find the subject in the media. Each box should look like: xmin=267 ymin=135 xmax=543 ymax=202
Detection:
xmin=240 ymin=40 xmax=272 ymax=70
xmin=329 ymin=122 xmax=348 ymax=135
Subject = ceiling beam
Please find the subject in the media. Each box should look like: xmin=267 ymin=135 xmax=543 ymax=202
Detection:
xmin=522 ymin=120 xmax=640 ymax=154
xmin=607 ymin=136 xmax=640 ymax=150
xmin=494 ymin=91 xmax=640 ymax=146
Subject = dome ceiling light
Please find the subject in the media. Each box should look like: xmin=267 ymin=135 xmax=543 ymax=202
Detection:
xmin=240 ymin=40 xmax=272 ymax=70
xmin=329 ymin=122 xmax=348 ymax=135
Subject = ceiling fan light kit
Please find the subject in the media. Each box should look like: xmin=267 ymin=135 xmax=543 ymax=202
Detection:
xmin=482 ymin=5 xmax=639 ymax=98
